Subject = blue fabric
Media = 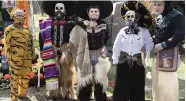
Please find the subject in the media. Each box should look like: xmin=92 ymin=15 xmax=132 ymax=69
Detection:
xmin=91 ymin=54 xmax=98 ymax=65
xmin=43 ymin=44 xmax=53 ymax=50
xmin=1 ymin=56 xmax=8 ymax=71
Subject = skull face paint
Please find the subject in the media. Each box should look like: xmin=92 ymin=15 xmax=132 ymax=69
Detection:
xmin=125 ymin=10 xmax=136 ymax=26
xmin=88 ymin=8 xmax=100 ymax=21
xmin=125 ymin=10 xmax=135 ymax=22
xmin=54 ymin=3 xmax=66 ymax=20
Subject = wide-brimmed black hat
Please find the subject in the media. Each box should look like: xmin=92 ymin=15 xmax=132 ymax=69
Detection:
xmin=75 ymin=1 xmax=113 ymax=19
xmin=42 ymin=1 xmax=76 ymax=17
xmin=121 ymin=1 xmax=153 ymax=28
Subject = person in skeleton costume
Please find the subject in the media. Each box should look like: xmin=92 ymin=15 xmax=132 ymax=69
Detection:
xmin=151 ymin=1 xmax=185 ymax=101
xmin=112 ymin=1 xmax=154 ymax=101
xmin=40 ymin=1 xmax=76 ymax=100
xmin=69 ymin=1 xmax=113 ymax=101
xmin=4 ymin=9 xmax=37 ymax=101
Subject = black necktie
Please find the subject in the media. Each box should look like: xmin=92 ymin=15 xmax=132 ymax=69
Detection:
xmin=124 ymin=23 xmax=140 ymax=35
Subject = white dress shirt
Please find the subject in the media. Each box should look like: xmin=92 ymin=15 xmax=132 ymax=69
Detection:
xmin=112 ymin=26 xmax=154 ymax=64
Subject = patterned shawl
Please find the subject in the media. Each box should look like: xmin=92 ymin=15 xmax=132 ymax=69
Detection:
xmin=70 ymin=25 xmax=111 ymax=94
xmin=39 ymin=19 xmax=58 ymax=90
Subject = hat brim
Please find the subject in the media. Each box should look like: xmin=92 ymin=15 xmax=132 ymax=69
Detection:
xmin=42 ymin=1 xmax=76 ymax=17
xmin=121 ymin=1 xmax=153 ymax=28
xmin=75 ymin=1 xmax=113 ymax=19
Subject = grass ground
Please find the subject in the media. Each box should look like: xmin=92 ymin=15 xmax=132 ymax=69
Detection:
xmin=33 ymin=14 xmax=185 ymax=100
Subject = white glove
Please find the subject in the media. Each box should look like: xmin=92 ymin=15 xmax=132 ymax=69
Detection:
xmin=155 ymin=43 xmax=163 ymax=53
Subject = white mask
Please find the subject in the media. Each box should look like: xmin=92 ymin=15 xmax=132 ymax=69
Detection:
xmin=55 ymin=3 xmax=65 ymax=14
xmin=54 ymin=3 xmax=66 ymax=19
xmin=125 ymin=10 xmax=135 ymax=22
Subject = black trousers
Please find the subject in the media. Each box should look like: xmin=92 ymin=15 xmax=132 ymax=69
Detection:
xmin=78 ymin=82 xmax=107 ymax=101
xmin=113 ymin=62 xmax=145 ymax=101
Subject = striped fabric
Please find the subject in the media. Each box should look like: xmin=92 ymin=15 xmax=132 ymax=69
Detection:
xmin=39 ymin=18 xmax=58 ymax=90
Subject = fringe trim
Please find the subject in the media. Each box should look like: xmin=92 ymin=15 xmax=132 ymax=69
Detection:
xmin=76 ymin=57 xmax=111 ymax=96
xmin=94 ymin=57 xmax=111 ymax=93
xmin=76 ymin=67 xmax=92 ymax=96
xmin=46 ymin=81 xmax=59 ymax=90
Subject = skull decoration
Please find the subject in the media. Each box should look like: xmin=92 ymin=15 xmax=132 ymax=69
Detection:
xmin=124 ymin=10 xmax=136 ymax=26
xmin=55 ymin=3 xmax=65 ymax=13
xmin=54 ymin=3 xmax=66 ymax=20
xmin=125 ymin=10 xmax=135 ymax=22
xmin=32 ymin=65 xmax=38 ymax=73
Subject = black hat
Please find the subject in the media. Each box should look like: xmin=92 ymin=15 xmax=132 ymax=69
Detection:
xmin=121 ymin=1 xmax=153 ymax=28
xmin=42 ymin=1 xmax=76 ymax=17
xmin=75 ymin=1 xmax=113 ymax=19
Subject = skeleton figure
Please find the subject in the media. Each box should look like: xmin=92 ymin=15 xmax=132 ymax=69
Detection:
xmin=112 ymin=2 xmax=154 ymax=101
xmin=54 ymin=3 xmax=66 ymax=20
xmin=40 ymin=1 xmax=76 ymax=100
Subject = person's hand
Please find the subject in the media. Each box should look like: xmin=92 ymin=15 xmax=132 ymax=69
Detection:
xmin=141 ymin=46 xmax=146 ymax=53
xmin=155 ymin=43 xmax=163 ymax=53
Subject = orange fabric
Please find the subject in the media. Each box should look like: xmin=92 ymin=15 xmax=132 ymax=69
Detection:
xmin=16 ymin=0 xmax=29 ymax=27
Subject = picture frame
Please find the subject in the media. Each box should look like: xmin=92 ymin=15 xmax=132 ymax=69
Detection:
xmin=156 ymin=47 xmax=178 ymax=72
